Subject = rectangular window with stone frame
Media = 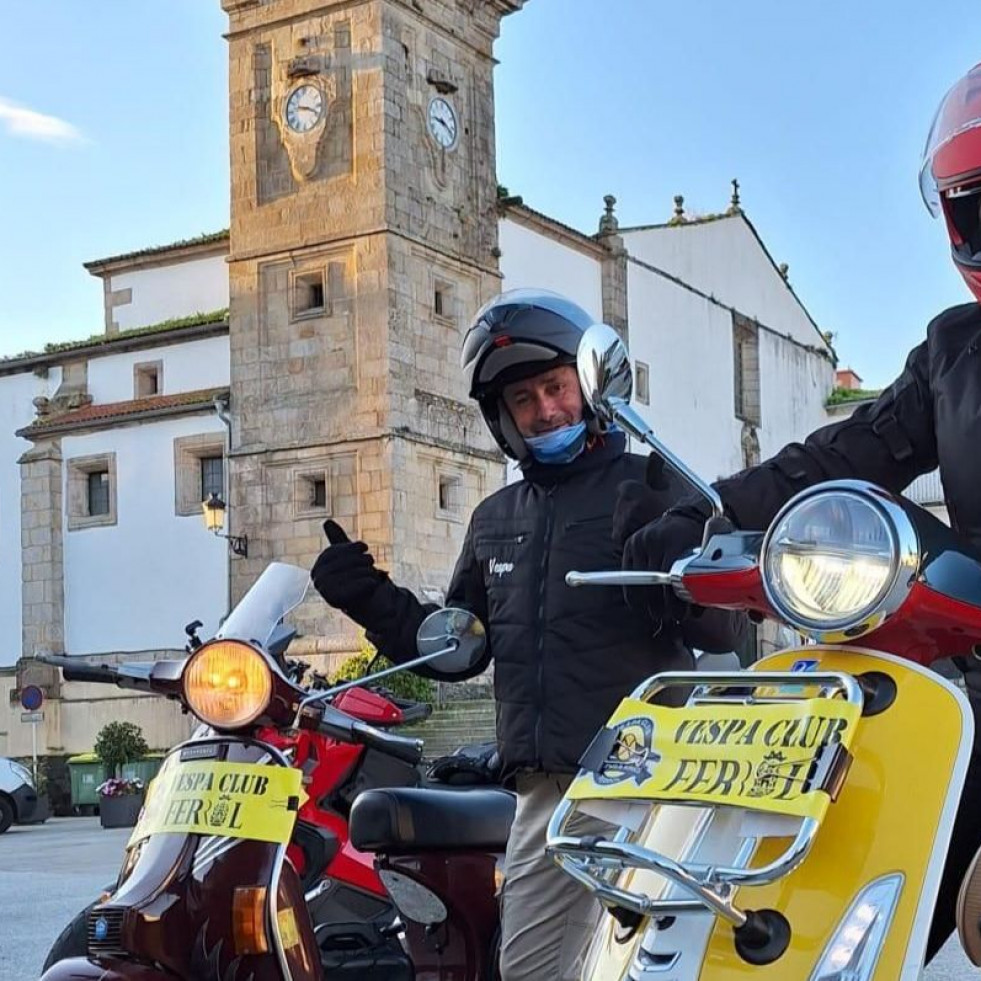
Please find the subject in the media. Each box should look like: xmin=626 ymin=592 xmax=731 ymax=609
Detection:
xmin=436 ymin=472 xmax=464 ymax=522
xmin=294 ymin=468 xmax=330 ymax=519
xmin=67 ymin=453 xmax=117 ymax=530
xmin=200 ymin=456 xmax=225 ymax=504
xmin=174 ymin=434 xmax=227 ymax=515
xmin=433 ymin=278 xmax=456 ymax=325
xmin=134 ymin=360 xmax=163 ymax=399
xmin=732 ymin=313 xmax=762 ymax=426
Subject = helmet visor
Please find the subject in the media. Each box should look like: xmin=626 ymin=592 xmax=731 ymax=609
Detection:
xmin=920 ymin=64 xmax=981 ymax=216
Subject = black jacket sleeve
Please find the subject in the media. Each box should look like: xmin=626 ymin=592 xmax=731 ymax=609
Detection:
xmin=716 ymin=341 xmax=938 ymax=532
xmin=363 ymin=520 xmax=493 ymax=682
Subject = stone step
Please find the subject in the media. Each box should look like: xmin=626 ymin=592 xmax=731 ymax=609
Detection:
xmin=397 ymin=699 xmax=497 ymax=759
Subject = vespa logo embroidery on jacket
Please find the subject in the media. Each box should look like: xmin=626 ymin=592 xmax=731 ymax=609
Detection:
xmin=488 ymin=557 xmax=515 ymax=579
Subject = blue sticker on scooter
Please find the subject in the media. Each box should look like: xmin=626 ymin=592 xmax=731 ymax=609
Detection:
xmin=791 ymin=659 xmax=819 ymax=673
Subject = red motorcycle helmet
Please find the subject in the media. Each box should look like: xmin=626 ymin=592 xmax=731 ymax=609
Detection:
xmin=920 ymin=63 xmax=981 ymax=301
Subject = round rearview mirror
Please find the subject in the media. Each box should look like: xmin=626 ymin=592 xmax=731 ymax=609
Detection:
xmin=416 ymin=608 xmax=486 ymax=675
xmin=577 ymin=323 xmax=633 ymax=426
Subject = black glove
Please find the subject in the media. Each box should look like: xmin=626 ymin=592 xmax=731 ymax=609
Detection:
xmin=621 ymin=506 xmax=707 ymax=621
xmin=612 ymin=454 xmax=670 ymax=548
xmin=311 ymin=520 xmax=389 ymax=617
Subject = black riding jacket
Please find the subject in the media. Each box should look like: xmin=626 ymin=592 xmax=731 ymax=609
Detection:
xmin=714 ymin=303 xmax=981 ymax=544
xmin=359 ymin=432 xmax=747 ymax=778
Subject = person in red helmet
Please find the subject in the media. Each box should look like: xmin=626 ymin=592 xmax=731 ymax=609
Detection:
xmin=615 ymin=61 xmax=981 ymax=963
xmin=921 ymin=62 xmax=981 ymax=300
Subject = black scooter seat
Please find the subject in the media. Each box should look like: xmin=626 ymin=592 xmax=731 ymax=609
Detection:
xmin=350 ymin=787 xmax=515 ymax=854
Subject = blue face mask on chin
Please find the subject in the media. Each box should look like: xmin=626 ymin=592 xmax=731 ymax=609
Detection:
xmin=524 ymin=421 xmax=588 ymax=464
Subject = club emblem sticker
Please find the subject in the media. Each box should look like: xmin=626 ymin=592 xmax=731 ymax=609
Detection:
xmin=594 ymin=716 xmax=661 ymax=786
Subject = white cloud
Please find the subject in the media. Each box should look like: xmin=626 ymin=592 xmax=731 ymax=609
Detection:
xmin=0 ymin=97 xmax=85 ymax=145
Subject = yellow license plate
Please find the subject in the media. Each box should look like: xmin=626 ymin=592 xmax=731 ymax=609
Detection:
xmin=128 ymin=756 xmax=306 ymax=848
xmin=567 ymin=695 xmax=860 ymax=820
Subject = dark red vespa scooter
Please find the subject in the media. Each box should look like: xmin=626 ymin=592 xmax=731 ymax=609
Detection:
xmin=38 ymin=563 xmax=498 ymax=981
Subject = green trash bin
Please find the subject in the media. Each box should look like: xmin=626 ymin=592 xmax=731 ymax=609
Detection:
xmin=67 ymin=753 xmax=108 ymax=814
xmin=120 ymin=754 xmax=166 ymax=789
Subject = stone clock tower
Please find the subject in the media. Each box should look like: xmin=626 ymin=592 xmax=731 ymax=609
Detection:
xmin=220 ymin=0 xmax=524 ymax=661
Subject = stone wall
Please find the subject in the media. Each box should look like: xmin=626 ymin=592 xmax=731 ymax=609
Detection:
xmin=223 ymin=0 xmax=518 ymax=659
xmin=18 ymin=439 xmax=65 ymax=660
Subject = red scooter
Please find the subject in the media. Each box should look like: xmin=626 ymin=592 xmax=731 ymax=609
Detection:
xmin=39 ymin=563 xmax=512 ymax=981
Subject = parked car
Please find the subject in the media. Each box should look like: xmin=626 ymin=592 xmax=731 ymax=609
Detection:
xmin=0 ymin=756 xmax=38 ymax=832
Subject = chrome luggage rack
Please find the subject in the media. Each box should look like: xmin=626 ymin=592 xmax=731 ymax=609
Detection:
xmin=546 ymin=670 xmax=864 ymax=944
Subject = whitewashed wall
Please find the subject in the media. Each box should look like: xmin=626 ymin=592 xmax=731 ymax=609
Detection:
xmin=624 ymin=217 xmax=828 ymax=351
xmin=108 ymin=254 xmax=229 ymax=331
xmin=625 ymin=264 xmax=746 ymax=481
xmin=757 ymin=326 xmax=835 ymax=459
xmin=616 ymin=262 xmax=833 ymax=484
xmin=0 ymin=366 xmax=63 ymax=666
xmin=499 ymin=218 xmax=603 ymax=319
xmin=87 ymin=335 xmax=230 ymax=404
xmin=63 ymin=414 xmax=229 ymax=655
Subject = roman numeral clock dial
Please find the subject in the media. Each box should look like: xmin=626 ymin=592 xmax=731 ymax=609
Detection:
xmin=427 ymin=96 xmax=458 ymax=150
xmin=285 ymin=84 xmax=324 ymax=134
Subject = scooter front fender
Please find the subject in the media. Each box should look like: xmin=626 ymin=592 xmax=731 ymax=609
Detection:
xmin=40 ymin=956 xmax=177 ymax=981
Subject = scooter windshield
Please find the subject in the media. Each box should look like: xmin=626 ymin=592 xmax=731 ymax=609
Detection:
xmin=215 ymin=561 xmax=310 ymax=649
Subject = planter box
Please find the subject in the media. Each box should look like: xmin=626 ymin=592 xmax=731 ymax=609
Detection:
xmin=99 ymin=792 xmax=145 ymax=829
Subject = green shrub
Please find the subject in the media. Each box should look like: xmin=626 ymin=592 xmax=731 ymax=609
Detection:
xmin=94 ymin=721 xmax=149 ymax=778
xmin=331 ymin=632 xmax=434 ymax=704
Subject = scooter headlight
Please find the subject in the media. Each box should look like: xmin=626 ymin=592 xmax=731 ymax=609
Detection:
xmin=183 ymin=641 xmax=273 ymax=728
xmin=761 ymin=484 xmax=918 ymax=639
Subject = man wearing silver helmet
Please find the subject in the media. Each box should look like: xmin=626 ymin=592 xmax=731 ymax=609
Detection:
xmin=312 ymin=288 xmax=747 ymax=980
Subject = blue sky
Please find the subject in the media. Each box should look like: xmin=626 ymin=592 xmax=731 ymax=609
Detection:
xmin=0 ymin=1 xmax=978 ymax=387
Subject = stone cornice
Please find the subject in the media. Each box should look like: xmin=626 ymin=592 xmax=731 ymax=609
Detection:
xmin=83 ymin=233 xmax=229 ymax=278
xmin=0 ymin=320 xmax=229 ymax=379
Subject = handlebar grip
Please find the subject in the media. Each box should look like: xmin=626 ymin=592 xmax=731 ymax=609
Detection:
xmin=317 ymin=703 xmax=423 ymax=765
xmin=353 ymin=721 xmax=424 ymax=766
xmin=700 ymin=514 xmax=735 ymax=546
xmin=62 ymin=663 xmax=120 ymax=685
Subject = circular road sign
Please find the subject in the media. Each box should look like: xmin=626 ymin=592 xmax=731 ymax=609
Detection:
xmin=20 ymin=685 xmax=44 ymax=712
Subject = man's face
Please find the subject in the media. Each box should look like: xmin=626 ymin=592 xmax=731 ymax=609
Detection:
xmin=500 ymin=364 xmax=584 ymax=438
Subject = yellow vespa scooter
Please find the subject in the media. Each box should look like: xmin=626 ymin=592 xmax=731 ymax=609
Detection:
xmin=547 ymin=325 xmax=978 ymax=980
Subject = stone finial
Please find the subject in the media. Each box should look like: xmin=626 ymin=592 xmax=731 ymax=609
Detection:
xmin=674 ymin=195 xmax=685 ymax=218
xmin=729 ymin=178 xmax=742 ymax=213
xmin=598 ymin=194 xmax=619 ymax=235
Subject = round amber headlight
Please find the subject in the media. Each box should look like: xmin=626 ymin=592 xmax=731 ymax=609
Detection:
xmin=183 ymin=641 xmax=273 ymax=728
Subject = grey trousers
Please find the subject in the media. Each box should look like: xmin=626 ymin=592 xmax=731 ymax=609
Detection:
xmin=499 ymin=772 xmax=608 ymax=981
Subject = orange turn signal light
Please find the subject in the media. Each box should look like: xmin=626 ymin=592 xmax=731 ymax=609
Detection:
xmin=232 ymin=885 xmax=269 ymax=955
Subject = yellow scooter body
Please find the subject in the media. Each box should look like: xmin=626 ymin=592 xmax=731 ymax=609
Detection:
xmin=576 ymin=647 xmax=972 ymax=981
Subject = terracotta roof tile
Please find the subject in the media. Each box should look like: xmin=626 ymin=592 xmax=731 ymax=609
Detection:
xmin=20 ymin=386 xmax=229 ymax=437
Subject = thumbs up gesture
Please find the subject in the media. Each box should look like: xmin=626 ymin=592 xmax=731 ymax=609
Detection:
xmin=311 ymin=520 xmax=388 ymax=613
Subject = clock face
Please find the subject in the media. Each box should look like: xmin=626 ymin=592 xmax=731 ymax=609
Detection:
xmin=285 ymin=84 xmax=325 ymax=133
xmin=428 ymin=97 xmax=458 ymax=149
